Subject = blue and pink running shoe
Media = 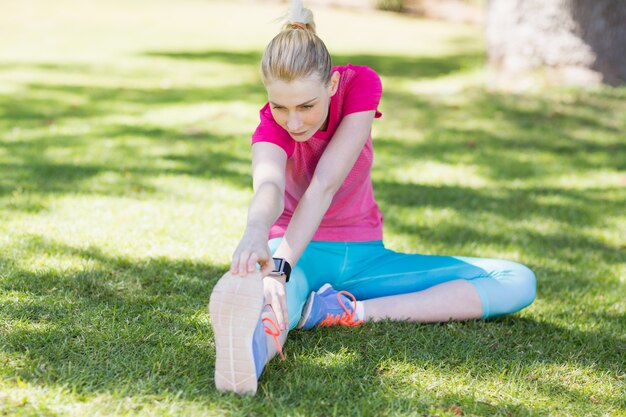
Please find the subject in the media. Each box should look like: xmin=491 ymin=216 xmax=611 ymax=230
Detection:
xmin=296 ymin=283 xmax=363 ymax=329
xmin=209 ymin=272 xmax=283 ymax=395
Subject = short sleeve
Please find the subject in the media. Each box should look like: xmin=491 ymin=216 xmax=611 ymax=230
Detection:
xmin=342 ymin=66 xmax=383 ymax=118
xmin=251 ymin=103 xmax=295 ymax=157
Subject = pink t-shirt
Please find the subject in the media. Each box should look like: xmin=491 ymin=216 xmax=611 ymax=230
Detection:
xmin=252 ymin=64 xmax=383 ymax=241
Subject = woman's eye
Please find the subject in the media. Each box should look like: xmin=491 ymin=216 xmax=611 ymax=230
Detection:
xmin=301 ymin=105 xmax=314 ymax=110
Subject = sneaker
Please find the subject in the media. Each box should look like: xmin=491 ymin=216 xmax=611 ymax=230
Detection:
xmin=209 ymin=272 xmax=284 ymax=395
xmin=296 ymin=283 xmax=363 ymax=330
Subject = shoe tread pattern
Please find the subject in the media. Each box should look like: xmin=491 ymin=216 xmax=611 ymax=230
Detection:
xmin=209 ymin=273 xmax=264 ymax=394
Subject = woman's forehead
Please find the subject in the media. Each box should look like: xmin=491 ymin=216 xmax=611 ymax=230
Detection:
xmin=266 ymin=76 xmax=325 ymax=104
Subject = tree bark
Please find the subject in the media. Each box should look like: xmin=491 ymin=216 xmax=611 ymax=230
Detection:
xmin=486 ymin=0 xmax=626 ymax=86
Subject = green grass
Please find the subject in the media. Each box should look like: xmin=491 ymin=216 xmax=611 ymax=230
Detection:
xmin=1 ymin=0 xmax=625 ymax=416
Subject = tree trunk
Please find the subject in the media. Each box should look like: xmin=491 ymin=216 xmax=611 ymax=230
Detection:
xmin=486 ymin=0 xmax=626 ymax=86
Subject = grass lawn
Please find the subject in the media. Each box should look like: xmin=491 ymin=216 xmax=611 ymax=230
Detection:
xmin=1 ymin=0 xmax=625 ymax=415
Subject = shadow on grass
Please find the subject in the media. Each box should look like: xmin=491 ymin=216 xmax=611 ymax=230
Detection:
xmin=0 ymin=125 xmax=252 ymax=209
xmin=0 ymin=237 xmax=220 ymax=395
xmin=1 ymin=237 xmax=624 ymax=415
xmin=0 ymin=82 xmax=267 ymax=128
xmin=375 ymin=180 xmax=624 ymax=228
xmin=378 ymin=90 xmax=626 ymax=175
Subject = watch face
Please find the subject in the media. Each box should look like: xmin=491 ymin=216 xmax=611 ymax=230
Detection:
xmin=273 ymin=258 xmax=283 ymax=272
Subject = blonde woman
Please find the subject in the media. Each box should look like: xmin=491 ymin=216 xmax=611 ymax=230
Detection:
xmin=209 ymin=0 xmax=536 ymax=394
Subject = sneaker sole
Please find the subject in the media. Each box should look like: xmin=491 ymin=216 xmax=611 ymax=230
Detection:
xmin=209 ymin=272 xmax=264 ymax=395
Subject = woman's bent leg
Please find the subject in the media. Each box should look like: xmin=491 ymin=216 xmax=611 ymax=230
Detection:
xmin=363 ymin=280 xmax=482 ymax=322
xmin=338 ymin=243 xmax=536 ymax=321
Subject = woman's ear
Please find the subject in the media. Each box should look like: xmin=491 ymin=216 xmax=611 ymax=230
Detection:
xmin=328 ymin=71 xmax=340 ymax=97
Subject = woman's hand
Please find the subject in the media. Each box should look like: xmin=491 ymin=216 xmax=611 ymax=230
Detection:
xmin=230 ymin=228 xmax=273 ymax=277
xmin=263 ymin=275 xmax=289 ymax=330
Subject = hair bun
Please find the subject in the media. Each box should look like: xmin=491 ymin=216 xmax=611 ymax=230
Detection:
xmin=285 ymin=0 xmax=316 ymax=34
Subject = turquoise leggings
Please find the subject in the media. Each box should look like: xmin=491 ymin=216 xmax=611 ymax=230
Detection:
xmin=269 ymin=239 xmax=536 ymax=330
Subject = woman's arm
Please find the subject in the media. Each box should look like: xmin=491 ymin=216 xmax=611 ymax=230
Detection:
xmin=230 ymin=142 xmax=287 ymax=277
xmin=250 ymin=111 xmax=375 ymax=329
xmin=273 ymin=110 xmax=376 ymax=267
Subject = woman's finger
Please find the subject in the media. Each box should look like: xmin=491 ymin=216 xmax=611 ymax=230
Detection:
xmin=271 ymin=296 xmax=286 ymax=330
xmin=247 ymin=253 xmax=259 ymax=273
xmin=269 ymin=284 xmax=288 ymax=330
xmin=279 ymin=290 xmax=289 ymax=329
xmin=235 ymin=250 xmax=251 ymax=275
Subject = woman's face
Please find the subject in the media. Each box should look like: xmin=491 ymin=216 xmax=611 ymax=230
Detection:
xmin=265 ymin=72 xmax=340 ymax=142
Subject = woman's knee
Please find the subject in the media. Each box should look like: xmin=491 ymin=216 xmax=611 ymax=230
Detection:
xmin=474 ymin=259 xmax=536 ymax=318
xmin=505 ymin=261 xmax=537 ymax=309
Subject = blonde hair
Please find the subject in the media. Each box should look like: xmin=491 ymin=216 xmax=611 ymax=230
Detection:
xmin=261 ymin=0 xmax=332 ymax=84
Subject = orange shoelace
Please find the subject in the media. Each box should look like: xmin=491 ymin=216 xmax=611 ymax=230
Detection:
xmin=319 ymin=290 xmax=364 ymax=327
xmin=262 ymin=317 xmax=285 ymax=360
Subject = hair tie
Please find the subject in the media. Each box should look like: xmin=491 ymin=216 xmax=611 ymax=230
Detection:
xmin=289 ymin=22 xmax=307 ymax=30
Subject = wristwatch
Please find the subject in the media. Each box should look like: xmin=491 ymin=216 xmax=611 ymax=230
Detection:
xmin=270 ymin=257 xmax=292 ymax=282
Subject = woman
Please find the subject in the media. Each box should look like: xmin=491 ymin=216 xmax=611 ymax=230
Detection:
xmin=209 ymin=0 xmax=536 ymax=395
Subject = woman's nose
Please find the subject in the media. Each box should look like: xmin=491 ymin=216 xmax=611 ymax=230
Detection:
xmin=286 ymin=114 xmax=302 ymax=131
